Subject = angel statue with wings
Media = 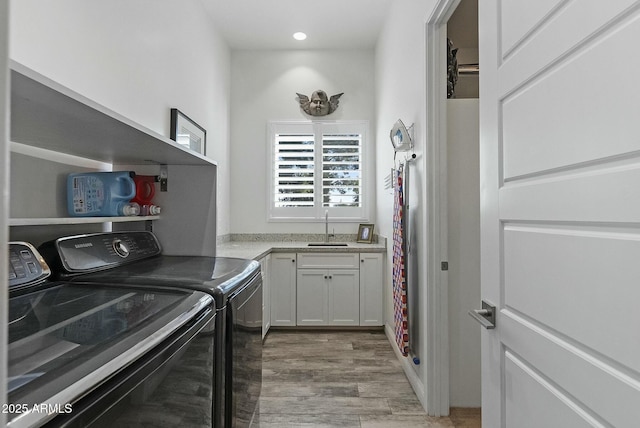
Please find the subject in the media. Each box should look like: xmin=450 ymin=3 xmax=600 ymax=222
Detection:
xmin=296 ymin=90 xmax=343 ymax=116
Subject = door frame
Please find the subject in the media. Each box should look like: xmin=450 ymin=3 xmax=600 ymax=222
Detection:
xmin=423 ymin=0 xmax=461 ymax=416
xmin=423 ymin=0 xmax=461 ymax=417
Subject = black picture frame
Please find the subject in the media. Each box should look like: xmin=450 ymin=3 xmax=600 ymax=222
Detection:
xmin=357 ymin=223 xmax=374 ymax=244
xmin=170 ymin=108 xmax=206 ymax=155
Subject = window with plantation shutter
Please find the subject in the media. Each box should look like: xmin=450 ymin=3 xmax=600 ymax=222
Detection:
xmin=322 ymin=133 xmax=362 ymax=207
xmin=269 ymin=121 xmax=370 ymax=221
xmin=274 ymin=134 xmax=315 ymax=208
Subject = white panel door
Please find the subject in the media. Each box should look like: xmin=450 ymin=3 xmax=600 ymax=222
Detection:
xmin=479 ymin=1 xmax=640 ymax=426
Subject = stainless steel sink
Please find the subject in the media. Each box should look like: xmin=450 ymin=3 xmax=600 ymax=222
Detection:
xmin=307 ymin=243 xmax=349 ymax=247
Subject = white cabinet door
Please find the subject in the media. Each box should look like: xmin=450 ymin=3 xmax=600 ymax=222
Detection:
xmin=259 ymin=255 xmax=271 ymax=339
xmin=297 ymin=268 xmax=359 ymax=326
xmin=270 ymin=253 xmax=297 ymax=326
xmin=480 ymin=1 xmax=640 ymax=426
xmin=359 ymin=253 xmax=383 ymax=326
xmin=328 ymin=269 xmax=360 ymax=326
xmin=296 ymin=269 xmax=329 ymax=325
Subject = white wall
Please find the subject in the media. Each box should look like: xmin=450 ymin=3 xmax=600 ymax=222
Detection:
xmin=447 ymin=99 xmax=480 ymax=406
xmin=230 ymin=49 xmax=376 ymax=234
xmin=9 ymin=0 xmax=233 ymax=237
xmin=375 ymin=0 xmax=437 ymax=404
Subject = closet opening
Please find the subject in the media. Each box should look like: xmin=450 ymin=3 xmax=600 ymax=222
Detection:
xmin=446 ymin=0 xmax=481 ymax=416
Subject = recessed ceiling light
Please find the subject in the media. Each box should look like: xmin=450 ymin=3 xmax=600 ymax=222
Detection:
xmin=293 ymin=32 xmax=307 ymax=41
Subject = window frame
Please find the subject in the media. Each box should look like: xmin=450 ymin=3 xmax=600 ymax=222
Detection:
xmin=267 ymin=120 xmax=371 ymax=222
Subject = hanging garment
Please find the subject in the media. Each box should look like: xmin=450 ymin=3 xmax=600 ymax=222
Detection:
xmin=392 ymin=164 xmax=409 ymax=356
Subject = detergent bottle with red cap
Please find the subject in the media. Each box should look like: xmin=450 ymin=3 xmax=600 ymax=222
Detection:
xmin=131 ymin=174 xmax=162 ymax=216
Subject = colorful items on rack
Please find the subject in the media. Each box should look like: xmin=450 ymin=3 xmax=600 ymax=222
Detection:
xmin=67 ymin=171 xmax=161 ymax=217
xmin=392 ymin=164 xmax=409 ymax=356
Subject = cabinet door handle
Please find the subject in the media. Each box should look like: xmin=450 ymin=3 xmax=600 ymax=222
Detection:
xmin=328 ymin=275 xmax=332 ymax=279
xmin=324 ymin=275 xmax=328 ymax=279
xmin=292 ymin=259 xmax=295 ymax=263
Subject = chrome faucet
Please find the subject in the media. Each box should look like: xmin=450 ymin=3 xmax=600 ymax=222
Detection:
xmin=324 ymin=210 xmax=329 ymax=243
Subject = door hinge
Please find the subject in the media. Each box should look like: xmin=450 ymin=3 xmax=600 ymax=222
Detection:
xmin=441 ymin=261 xmax=449 ymax=271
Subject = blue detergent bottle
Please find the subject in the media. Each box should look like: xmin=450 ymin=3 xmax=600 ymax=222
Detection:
xmin=67 ymin=171 xmax=139 ymax=217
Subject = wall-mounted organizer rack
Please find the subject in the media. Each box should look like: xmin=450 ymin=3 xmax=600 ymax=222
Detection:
xmin=389 ymin=118 xmax=419 ymax=362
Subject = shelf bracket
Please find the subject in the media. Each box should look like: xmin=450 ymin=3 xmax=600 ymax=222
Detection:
xmin=159 ymin=165 xmax=168 ymax=192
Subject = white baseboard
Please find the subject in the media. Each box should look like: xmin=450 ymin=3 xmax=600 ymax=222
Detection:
xmin=384 ymin=323 xmax=426 ymax=411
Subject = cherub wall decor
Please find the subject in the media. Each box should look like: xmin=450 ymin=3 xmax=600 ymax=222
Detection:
xmin=296 ymin=90 xmax=343 ymax=116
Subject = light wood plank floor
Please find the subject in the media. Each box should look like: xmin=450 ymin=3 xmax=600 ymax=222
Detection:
xmin=251 ymin=330 xmax=480 ymax=428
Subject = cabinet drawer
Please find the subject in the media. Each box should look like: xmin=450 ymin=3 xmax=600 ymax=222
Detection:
xmin=297 ymin=253 xmax=359 ymax=269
